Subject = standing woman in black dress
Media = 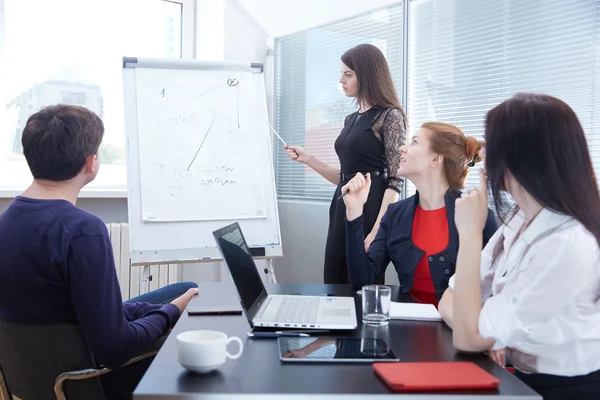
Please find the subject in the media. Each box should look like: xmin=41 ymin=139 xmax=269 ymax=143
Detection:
xmin=285 ymin=44 xmax=407 ymax=284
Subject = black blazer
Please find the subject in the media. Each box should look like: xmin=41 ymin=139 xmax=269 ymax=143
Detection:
xmin=345 ymin=190 xmax=499 ymax=301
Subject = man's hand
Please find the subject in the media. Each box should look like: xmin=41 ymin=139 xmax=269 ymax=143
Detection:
xmin=171 ymin=288 xmax=199 ymax=314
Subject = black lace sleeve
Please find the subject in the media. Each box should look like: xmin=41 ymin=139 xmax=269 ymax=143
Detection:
xmin=379 ymin=108 xmax=406 ymax=193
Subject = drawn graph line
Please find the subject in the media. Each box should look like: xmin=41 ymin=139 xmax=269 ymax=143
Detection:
xmin=187 ymin=105 xmax=221 ymax=171
xmin=225 ymin=78 xmax=241 ymax=128
xmin=166 ymin=77 xmax=239 ymax=116
xmin=185 ymin=83 xmax=226 ymax=104
xmin=167 ymin=83 xmax=226 ymax=116
xmin=183 ymin=76 xmax=244 ymax=171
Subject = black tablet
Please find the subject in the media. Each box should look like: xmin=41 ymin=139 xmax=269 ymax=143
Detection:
xmin=278 ymin=337 xmax=399 ymax=363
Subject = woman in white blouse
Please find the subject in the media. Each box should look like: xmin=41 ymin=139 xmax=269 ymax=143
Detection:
xmin=438 ymin=93 xmax=600 ymax=399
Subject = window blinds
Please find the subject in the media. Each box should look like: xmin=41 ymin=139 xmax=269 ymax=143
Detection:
xmin=407 ymin=0 xmax=600 ymax=196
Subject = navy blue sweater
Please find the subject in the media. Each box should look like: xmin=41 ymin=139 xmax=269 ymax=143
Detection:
xmin=346 ymin=190 xmax=499 ymax=300
xmin=0 ymin=197 xmax=180 ymax=368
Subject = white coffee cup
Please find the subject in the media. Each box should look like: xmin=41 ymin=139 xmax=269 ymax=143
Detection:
xmin=176 ymin=330 xmax=244 ymax=373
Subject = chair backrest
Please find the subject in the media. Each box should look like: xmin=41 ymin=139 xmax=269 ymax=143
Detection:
xmin=0 ymin=319 xmax=105 ymax=400
xmin=1 ymin=363 xmax=12 ymax=400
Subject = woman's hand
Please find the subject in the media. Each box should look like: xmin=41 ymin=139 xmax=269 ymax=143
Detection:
xmin=342 ymin=173 xmax=371 ymax=221
xmin=284 ymin=145 xmax=312 ymax=164
xmin=455 ymin=168 xmax=489 ymax=238
xmin=364 ymin=228 xmax=377 ymax=251
xmin=487 ymin=348 xmax=506 ymax=367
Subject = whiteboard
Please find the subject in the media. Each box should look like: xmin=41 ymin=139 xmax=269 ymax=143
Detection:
xmin=123 ymin=57 xmax=282 ymax=264
xmin=136 ymin=68 xmax=269 ymax=222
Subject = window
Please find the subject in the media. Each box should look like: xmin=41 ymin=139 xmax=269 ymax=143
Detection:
xmin=0 ymin=0 xmax=194 ymax=195
xmin=408 ymin=0 xmax=600 ymax=196
xmin=61 ymin=91 xmax=87 ymax=106
xmin=275 ymin=3 xmax=405 ymax=201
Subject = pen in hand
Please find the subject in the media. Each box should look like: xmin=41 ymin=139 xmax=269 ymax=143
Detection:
xmin=338 ymin=191 xmax=351 ymax=200
xmin=338 ymin=173 xmax=368 ymax=200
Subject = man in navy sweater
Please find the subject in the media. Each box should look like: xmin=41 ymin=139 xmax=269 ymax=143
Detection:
xmin=0 ymin=104 xmax=198 ymax=397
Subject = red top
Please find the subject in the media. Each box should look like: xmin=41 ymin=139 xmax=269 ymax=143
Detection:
xmin=410 ymin=206 xmax=449 ymax=307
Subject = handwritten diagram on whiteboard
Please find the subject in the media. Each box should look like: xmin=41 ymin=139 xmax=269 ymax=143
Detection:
xmin=135 ymin=68 xmax=270 ymax=222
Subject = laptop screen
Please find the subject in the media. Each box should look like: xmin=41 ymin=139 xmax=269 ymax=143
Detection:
xmin=212 ymin=223 xmax=266 ymax=313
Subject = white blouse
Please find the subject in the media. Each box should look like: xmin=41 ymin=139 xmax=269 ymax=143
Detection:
xmin=449 ymin=208 xmax=600 ymax=376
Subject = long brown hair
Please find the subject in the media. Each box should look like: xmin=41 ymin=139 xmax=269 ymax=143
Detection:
xmin=422 ymin=122 xmax=484 ymax=190
xmin=485 ymin=93 xmax=600 ymax=264
xmin=341 ymin=44 xmax=403 ymax=114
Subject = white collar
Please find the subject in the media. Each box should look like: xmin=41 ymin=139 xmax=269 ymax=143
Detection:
xmin=521 ymin=208 xmax=574 ymax=244
xmin=502 ymin=210 xmax=524 ymax=245
xmin=503 ymin=208 xmax=574 ymax=245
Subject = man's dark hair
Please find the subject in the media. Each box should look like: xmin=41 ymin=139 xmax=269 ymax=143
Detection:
xmin=21 ymin=104 xmax=104 ymax=181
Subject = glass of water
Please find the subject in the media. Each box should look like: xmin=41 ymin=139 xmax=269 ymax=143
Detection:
xmin=362 ymin=285 xmax=391 ymax=326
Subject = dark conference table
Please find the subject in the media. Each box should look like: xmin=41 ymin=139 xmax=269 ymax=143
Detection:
xmin=134 ymin=283 xmax=541 ymax=399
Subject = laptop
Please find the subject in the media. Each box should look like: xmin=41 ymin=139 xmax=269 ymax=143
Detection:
xmin=212 ymin=223 xmax=357 ymax=330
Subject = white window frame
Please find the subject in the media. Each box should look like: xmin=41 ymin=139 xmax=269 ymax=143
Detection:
xmin=177 ymin=0 xmax=196 ymax=59
xmin=0 ymin=0 xmax=196 ymax=198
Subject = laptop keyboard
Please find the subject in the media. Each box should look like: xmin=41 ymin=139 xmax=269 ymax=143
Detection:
xmin=274 ymin=297 xmax=319 ymax=323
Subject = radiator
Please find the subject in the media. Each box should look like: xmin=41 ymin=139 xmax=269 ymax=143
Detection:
xmin=105 ymin=223 xmax=180 ymax=300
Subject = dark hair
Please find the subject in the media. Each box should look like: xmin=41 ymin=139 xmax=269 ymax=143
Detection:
xmin=341 ymin=44 xmax=405 ymax=116
xmin=422 ymin=122 xmax=484 ymax=190
xmin=485 ymin=93 xmax=600 ymax=262
xmin=21 ymin=104 xmax=104 ymax=181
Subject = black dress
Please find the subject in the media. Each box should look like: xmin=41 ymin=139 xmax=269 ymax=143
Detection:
xmin=323 ymin=107 xmax=406 ymax=284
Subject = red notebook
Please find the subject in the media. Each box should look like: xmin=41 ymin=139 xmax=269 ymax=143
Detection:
xmin=373 ymin=362 xmax=500 ymax=392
